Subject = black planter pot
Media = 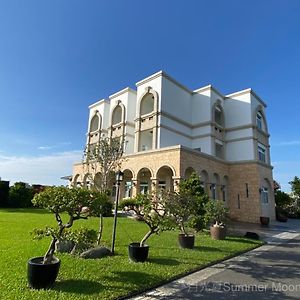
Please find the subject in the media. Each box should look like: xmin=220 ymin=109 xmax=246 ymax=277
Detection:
xmin=128 ymin=243 xmax=149 ymax=262
xmin=28 ymin=256 xmax=60 ymax=289
xmin=178 ymin=234 xmax=195 ymax=249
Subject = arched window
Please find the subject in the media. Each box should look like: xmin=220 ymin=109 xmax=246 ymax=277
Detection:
xmin=256 ymin=111 xmax=263 ymax=130
xmin=112 ymin=106 xmax=122 ymax=125
xmin=90 ymin=114 xmax=99 ymax=132
xmin=140 ymin=93 xmax=155 ymax=115
xmin=214 ymin=105 xmax=224 ymax=127
xmin=254 ymin=107 xmax=267 ymax=132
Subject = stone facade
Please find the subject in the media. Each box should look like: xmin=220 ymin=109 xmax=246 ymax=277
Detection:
xmin=71 ymin=71 xmax=276 ymax=223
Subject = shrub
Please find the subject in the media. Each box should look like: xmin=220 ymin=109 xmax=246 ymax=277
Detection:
xmin=204 ymin=200 xmax=228 ymax=227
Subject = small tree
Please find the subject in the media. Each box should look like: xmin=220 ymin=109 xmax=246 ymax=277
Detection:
xmin=275 ymin=190 xmax=292 ymax=208
xmin=204 ymin=200 xmax=228 ymax=227
xmin=83 ymin=136 xmax=124 ymax=193
xmin=177 ymin=173 xmax=209 ymax=231
xmin=8 ymin=182 xmax=34 ymax=208
xmin=119 ymin=192 xmax=174 ymax=246
xmin=82 ymin=136 xmax=124 ymax=244
xmin=32 ymin=186 xmax=95 ymax=264
xmin=88 ymin=190 xmax=112 ymax=245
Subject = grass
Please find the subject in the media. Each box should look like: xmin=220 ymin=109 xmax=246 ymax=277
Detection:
xmin=0 ymin=209 xmax=262 ymax=300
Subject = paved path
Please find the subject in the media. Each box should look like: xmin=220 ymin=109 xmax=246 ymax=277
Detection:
xmin=130 ymin=220 xmax=300 ymax=300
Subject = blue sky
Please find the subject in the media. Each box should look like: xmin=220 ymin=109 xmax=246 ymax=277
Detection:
xmin=0 ymin=0 xmax=299 ymax=191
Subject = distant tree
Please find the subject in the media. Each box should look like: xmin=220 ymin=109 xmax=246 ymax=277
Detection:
xmin=275 ymin=190 xmax=292 ymax=208
xmin=289 ymin=176 xmax=300 ymax=200
xmin=0 ymin=181 xmax=10 ymax=207
xmin=8 ymin=182 xmax=34 ymax=208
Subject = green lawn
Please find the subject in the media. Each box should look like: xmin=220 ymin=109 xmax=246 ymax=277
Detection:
xmin=0 ymin=209 xmax=262 ymax=300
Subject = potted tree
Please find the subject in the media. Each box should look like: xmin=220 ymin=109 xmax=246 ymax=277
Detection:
xmin=28 ymin=186 xmax=94 ymax=289
xmin=119 ymin=192 xmax=174 ymax=262
xmin=168 ymin=173 xmax=208 ymax=248
xmin=166 ymin=191 xmax=208 ymax=249
xmin=204 ymin=200 xmax=228 ymax=240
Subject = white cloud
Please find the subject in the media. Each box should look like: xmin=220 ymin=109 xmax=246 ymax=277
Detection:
xmin=38 ymin=146 xmax=52 ymax=150
xmin=0 ymin=150 xmax=82 ymax=186
xmin=38 ymin=142 xmax=72 ymax=151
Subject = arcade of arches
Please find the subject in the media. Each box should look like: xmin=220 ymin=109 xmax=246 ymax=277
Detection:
xmin=72 ymin=145 xmax=275 ymax=223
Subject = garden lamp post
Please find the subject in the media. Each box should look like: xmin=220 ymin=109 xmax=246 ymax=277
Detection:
xmin=111 ymin=170 xmax=124 ymax=254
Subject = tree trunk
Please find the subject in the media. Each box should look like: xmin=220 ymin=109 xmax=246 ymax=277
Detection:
xmin=43 ymin=237 xmax=57 ymax=264
xmin=140 ymin=230 xmax=154 ymax=247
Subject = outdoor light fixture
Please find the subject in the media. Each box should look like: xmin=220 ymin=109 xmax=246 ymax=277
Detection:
xmin=115 ymin=170 xmax=124 ymax=183
xmin=111 ymin=170 xmax=124 ymax=254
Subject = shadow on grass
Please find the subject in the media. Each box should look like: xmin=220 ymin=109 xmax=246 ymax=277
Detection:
xmin=104 ymin=271 xmax=163 ymax=287
xmin=53 ymin=279 xmax=103 ymax=294
xmin=193 ymin=245 xmax=222 ymax=252
xmin=148 ymin=257 xmax=180 ymax=266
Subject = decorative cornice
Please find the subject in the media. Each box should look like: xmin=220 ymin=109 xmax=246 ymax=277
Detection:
xmin=225 ymin=88 xmax=267 ymax=108
xmin=161 ymin=71 xmax=192 ymax=93
xmin=225 ymin=124 xmax=254 ymax=132
xmin=135 ymin=70 xmax=192 ymax=94
xmin=159 ymin=110 xmax=192 ymax=129
xmin=73 ymin=144 xmax=273 ymax=169
xmin=109 ymin=87 xmax=136 ymax=100
xmin=159 ymin=124 xmax=192 ymax=139
xmin=225 ymin=136 xmax=254 ymax=143
xmin=135 ymin=70 xmax=163 ymax=87
xmin=89 ymin=99 xmax=109 ymax=109
xmin=193 ymin=85 xmax=224 ymax=99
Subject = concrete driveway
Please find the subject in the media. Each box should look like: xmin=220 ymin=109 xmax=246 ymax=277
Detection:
xmin=130 ymin=220 xmax=300 ymax=300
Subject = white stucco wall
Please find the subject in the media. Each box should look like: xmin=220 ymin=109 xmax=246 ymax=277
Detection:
xmin=226 ymin=139 xmax=255 ymax=161
xmin=85 ymin=72 xmax=270 ymax=165
xmin=159 ymin=127 xmax=192 ymax=148
xmin=191 ymin=89 xmax=211 ymax=124
xmin=192 ymin=136 xmax=212 ymax=154
xmin=160 ymin=76 xmax=192 ymax=123
xmin=224 ymin=92 xmax=252 ymax=128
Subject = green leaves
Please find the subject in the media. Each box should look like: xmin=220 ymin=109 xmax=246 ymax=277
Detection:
xmin=204 ymin=200 xmax=228 ymax=226
xmin=88 ymin=191 xmax=112 ymax=217
xmin=119 ymin=192 xmax=175 ymax=245
xmin=32 ymin=186 xmax=93 ymax=216
xmin=289 ymin=176 xmax=300 ymax=199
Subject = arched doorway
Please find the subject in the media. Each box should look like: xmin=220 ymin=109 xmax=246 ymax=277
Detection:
xmin=137 ymin=168 xmax=152 ymax=194
xmin=122 ymin=169 xmax=134 ymax=198
xmin=156 ymin=166 xmax=175 ymax=192
xmin=211 ymin=173 xmax=220 ymax=200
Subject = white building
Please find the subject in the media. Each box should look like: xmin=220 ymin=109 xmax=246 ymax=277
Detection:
xmin=73 ymin=71 xmax=275 ymax=223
